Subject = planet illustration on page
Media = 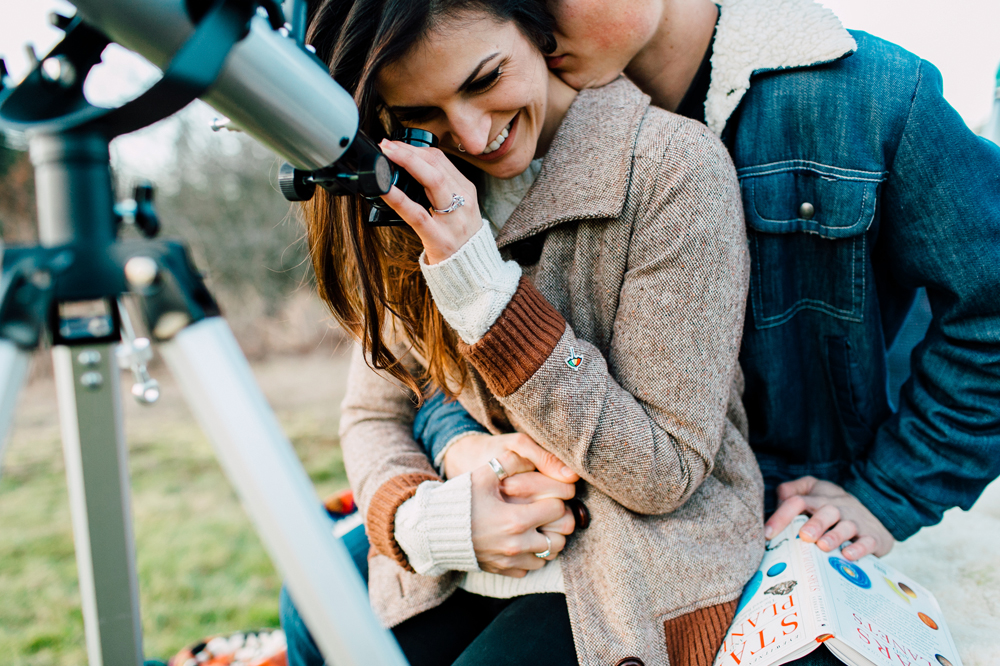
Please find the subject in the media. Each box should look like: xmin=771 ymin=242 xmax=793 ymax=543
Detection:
xmin=935 ymin=654 xmax=955 ymax=666
xmin=919 ymin=612 xmax=939 ymax=630
xmin=764 ymin=580 xmax=797 ymax=596
xmin=883 ymin=577 xmax=911 ymax=603
xmin=828 ymin=556 xmax=871 ymax=589
xmin=766 ymin=562 xmax=787 ymax=577
xmin=735 ymin=571 xmax=762 ymax=613
xmin=898 ymin=581 xmax=918 ymax=598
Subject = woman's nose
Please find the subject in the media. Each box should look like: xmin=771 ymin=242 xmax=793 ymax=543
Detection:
xmin=447 ymin=110 xmax=493 ymax=155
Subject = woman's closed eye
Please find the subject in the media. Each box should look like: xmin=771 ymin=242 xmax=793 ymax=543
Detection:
xmin=466 ymin=65 xmax=503 ymax=94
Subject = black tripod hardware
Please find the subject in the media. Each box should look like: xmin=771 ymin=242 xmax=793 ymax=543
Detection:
xmin=278 ymin=127 xmax=438 ymax=227
xmin=0 ymin=3 xmax=413 ymax=665
xmin=0 ymin=0 xmax=393 ymax=352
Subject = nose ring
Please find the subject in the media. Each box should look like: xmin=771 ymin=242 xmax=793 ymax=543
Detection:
xmin=458 ymin=143 xmax=466 ymax=153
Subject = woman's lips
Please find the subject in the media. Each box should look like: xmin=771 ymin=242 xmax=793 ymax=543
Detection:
xmin=475 ymin=113 xmax=519 ymax=162
xmin=545 ymin=54 xmax=567 ymax=69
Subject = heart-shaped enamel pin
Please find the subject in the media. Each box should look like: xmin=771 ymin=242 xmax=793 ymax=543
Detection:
xmin=565 ymin=347 xmax=582 ymax=370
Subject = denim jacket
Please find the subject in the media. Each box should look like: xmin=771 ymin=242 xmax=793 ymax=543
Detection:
xmin=414 ymin=0 xmax=1000 ymax=541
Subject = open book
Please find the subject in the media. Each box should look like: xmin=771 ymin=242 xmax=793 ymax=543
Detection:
xmin=713 ymin=515 xmax=962 ymax=666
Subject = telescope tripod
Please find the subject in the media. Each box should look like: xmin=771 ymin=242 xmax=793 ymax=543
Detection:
xmin=0 ymin=5 xmax=407 ymax=666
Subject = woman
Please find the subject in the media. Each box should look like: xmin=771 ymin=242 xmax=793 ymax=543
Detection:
xmin=297 ymin=0 xmax=763 ymax=664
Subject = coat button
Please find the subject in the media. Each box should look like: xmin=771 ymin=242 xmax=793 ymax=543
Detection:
xmin=799 ymin=202 xmax=815 ymax=220
xmin=616 ymin=659 xmax=644 ymax=666
xmin=567 ymin=499 xmax=591 ymax=532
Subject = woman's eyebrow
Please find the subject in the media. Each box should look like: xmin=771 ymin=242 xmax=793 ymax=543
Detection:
xmin=457 ymin=52 xmax=501 ymax=92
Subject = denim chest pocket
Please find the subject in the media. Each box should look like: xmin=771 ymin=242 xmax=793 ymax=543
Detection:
xmin=738 ymin=161 xmax=886 ymax=329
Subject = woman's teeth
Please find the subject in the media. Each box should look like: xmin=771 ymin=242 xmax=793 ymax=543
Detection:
xmin=482 ymin=122 xmax=512 ymax=154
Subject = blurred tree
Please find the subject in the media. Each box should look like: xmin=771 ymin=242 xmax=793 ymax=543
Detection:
xmin=150 ymin=111 xmax=311 ymax=314
xmin=0 ymin=136 xmax=37 ymax=244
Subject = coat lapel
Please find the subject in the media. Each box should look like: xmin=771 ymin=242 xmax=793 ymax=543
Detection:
xmin=495 ymin=78 xmax=650 ymax=248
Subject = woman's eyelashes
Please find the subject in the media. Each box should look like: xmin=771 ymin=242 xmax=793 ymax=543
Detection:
xmin=466 ymin=66 xmax=503 ymax=94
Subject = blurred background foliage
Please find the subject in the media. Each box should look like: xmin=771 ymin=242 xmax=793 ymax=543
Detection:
xmin=0 ymin=104 xmax=339 ymax=359
xmin=0 ymin=105 xmax=349 ymax=664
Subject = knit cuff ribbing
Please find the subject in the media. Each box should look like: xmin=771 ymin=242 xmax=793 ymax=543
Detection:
xmin=366 ymin=473 xmax=440 ymax=572
xmin=420 ymin=221 xmax=522 ymax=344
xmin=663 ymin=599 xmax=739 ymax=666
xmin=393 ymin=473 xmax=480 ymax=577
xmin=460 ymin=277 xmax=566 ymax=397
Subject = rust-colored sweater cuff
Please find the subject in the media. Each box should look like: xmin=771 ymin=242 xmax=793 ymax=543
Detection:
xmin=663 ymin=599 xmax=738 ymax=666
xmin=460 ymin=277 xmax=566 ymax=397
xmin=366 ymin=473 xmax=439 ymax=572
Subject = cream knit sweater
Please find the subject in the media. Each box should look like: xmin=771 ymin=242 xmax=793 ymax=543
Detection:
xmin=393 ymin=160 xmax=565 ymax=598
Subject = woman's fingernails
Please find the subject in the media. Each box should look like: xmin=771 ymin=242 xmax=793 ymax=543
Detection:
xmin=764 ymin=525 xmax=774 ymax=539
xmin=801 ymin=528 xmax=816 ymax=540
xmin=379 ymin=139 xmax=395 ymax=152
xmin=561 ymin=466 xmax=573 ymax=479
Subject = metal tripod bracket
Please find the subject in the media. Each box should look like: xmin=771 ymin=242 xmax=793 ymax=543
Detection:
xmin=0 ymin=3 xmax=408 ymax=665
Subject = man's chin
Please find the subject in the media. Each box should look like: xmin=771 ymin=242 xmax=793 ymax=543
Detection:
xmin=551 ymin=66 xmax=624 ymax=91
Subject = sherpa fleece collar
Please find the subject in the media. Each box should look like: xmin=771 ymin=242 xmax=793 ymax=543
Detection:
xmin=706 ymin=0 xmax=858 ymax=135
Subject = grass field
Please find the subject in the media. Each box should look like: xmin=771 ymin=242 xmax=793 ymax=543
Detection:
xmin=0 ymin=348 xmax=352 ymax=664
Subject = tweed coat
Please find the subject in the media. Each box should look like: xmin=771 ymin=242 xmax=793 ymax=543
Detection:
xmin=339 ymin=78 xmax=765 ymax=666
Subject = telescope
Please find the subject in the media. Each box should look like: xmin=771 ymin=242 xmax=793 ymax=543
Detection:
xmin=0 ymin=0 xmax=411 ymax=664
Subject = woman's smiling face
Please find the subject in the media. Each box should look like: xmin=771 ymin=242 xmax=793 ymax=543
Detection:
xmin=377 ymin=12 xmax=551 ymax=180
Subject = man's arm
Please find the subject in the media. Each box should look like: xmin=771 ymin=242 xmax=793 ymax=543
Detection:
xmin=768 ymin=59 xmax=1000 ymax=558
xmin=412 ymin=391 xmax=489 ymax=472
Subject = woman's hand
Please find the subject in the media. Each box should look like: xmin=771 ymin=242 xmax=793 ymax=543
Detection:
xmin=469 ymin=452 xmax=577 ymax=577
xmin=379 ymin=140 xmax=482 ymax=265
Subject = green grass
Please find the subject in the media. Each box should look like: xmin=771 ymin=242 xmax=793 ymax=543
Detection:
xmin=0 ymin=404 xmax=348 ymax=664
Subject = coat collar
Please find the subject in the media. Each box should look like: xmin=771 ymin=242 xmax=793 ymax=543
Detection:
xmin=494 ymin=78 xmax=649 ymax=248
xmin=706 ymin=0 xmax=857 ymax=135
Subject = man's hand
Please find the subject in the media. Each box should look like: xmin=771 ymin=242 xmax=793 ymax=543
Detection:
xmin=443 ymin=432 xmax=578 ymax=484
xmin=764 ymin=476 xmax=895 ymax=561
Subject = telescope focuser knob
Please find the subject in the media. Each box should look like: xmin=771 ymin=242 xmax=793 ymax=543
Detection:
xmin=133 ymin=183 xmax=160 ymax=237
xmin=279 ymin=162 xmax=316 ymax=202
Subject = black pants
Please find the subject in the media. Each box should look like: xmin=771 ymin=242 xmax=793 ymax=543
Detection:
xmin=393 ymin=590 xmax=578 ymax=666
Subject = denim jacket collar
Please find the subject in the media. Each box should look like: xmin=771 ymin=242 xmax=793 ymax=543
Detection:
xmin=706 ymin=0 xmax=858 ymax=135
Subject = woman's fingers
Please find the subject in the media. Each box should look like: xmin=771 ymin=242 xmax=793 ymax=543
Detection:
xmin=537 ymin=531 xmax=567 ymax=561
xmin=380 ymin=184 xmax=433 ymax=231
xmin=538 ymin=507 xmax=576 ymax=536
xmin=500 ymin=471 xmax=576 ymax=504
xmin=379 ymin=141 xmax=460 ymax=209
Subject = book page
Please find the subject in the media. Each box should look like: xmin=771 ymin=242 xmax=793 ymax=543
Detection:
xmin=812 ymin=546 xmax=963 ymax=666
xmin=714 ymin=516 xmax=823 ymax=666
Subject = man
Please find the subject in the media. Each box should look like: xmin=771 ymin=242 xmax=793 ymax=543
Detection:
xmin=422 ymin=0 xmax=1000 ymax=572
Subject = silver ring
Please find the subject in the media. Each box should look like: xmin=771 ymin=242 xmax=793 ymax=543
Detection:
xmin=487 ymin=457 xmax=508 ymax=482
xmin=534 ymin=533 xmax=552 ymax=559
xmin=431 ymin=193 xmax=466 ymax=214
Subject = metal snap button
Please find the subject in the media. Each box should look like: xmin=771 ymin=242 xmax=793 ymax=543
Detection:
xmin=799 ymin=202 xmax=815 ymax=220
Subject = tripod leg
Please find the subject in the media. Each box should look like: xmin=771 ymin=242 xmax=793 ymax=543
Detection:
xmin=0 ymin=340 xmax=31 ymax=480
xmin=159 ymin=317 xmax=408 ymax=666
xmin=54 ymin=344 xmax=144 ymax=666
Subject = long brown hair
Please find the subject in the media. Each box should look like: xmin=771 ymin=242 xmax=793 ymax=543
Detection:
xmin=304 ymin=0 xmax=555 ymax=400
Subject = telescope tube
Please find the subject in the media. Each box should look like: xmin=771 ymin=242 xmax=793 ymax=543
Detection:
xmin=70 ymin=0 xmax=359 ymax=171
